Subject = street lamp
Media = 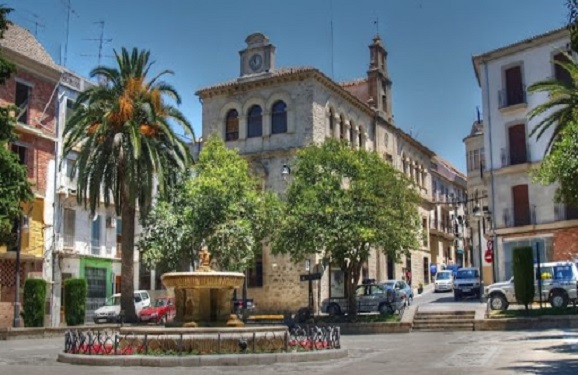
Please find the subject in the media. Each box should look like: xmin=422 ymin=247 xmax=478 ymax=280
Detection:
xmin=473 ymin=205 xmax=490 ymax=303
xmin=13 ymin=214 xmax=29 ymax=328
xmin=281 ymin=164 xmax=291 ymax=181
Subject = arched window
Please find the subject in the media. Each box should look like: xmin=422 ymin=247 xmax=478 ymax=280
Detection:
xmin=271 ymin=101 xmax=287 ymax=134
xmin=247 ymin=105 xmax=263 ymax=138
xmin=349 ymin=121 xmax=355 ymax=145
xmin=225 ymin=109 xmax=239 ymax=141
xmin=329 ymin=109 xmax=334 ymax=133
xmin=340 ymin=116 xmax=346 ymax=140
xmin=358 ymin=128 xmax=364 ymax=149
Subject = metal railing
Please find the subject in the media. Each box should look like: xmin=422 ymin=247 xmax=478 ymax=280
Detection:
xmin=500 ymin=146 xmax=531 ymax=168
xmin=498 ymin=85 xmax=527 ymax=109
xmin=63 ymin=326 xmax=341 ymax=356
xmin=501 ymin=206 xmax=537 ymax=228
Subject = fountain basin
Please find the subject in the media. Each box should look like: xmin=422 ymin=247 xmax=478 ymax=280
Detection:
xmin=161 ymin=271 xmax=245 ymax=289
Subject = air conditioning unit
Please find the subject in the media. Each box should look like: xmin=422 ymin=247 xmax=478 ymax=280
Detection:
xmin=106 ymin=216 xmax=116 ymax=228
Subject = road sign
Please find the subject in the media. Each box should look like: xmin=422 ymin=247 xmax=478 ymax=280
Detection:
xmin=484 ymin=249 xmax=493 ymax=263
xmin=487 ymin=240 xmax=494 ymax=251
xmin=300 ymin=273 xmax=322 ymax=281
xmin=305 ymin=259 xmax=311 ymax=272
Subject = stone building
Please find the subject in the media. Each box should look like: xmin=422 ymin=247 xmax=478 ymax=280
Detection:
xmin=473 ymin=27 xmax=578 ymax=281
xmin=196 ymin=33 xmax=446 ymax=312
xmin=463 ymin=119 xmax=493 ymax=284
xmin=0 ymin=24 xmax=60 ymax=324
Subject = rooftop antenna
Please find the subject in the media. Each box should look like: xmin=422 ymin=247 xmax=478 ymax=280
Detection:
xmin=61 ymin=0 xmax=79 ymax=67
xmin=84 ymin=21 xmax=112 ymax=67
xmin=476 ymin=106 xmax=481 ymax=123
xmin=17 ymin=10 xmax=45 ymax=36
xmin=374 ymin=16 xmax=380 ymax=37
xmin=330 ymin=0 xmax=334 ymax=79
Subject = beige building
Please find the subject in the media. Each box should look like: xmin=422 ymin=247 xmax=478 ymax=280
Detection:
xmin=196 ymin=33 xmax=448 ymax=312
xmin=473 ymin=28 xmax=578 ymax=282
xmin=429 ymin=156 xmax=469 ymax=276
xmin=463 ymin=119 xmax=493 ymax=284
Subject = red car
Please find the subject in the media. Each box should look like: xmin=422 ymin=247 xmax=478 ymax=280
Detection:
xmin=138 ymin=297 xmax=175 ymax=324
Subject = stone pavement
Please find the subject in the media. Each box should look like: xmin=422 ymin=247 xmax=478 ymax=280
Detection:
xmin=2 ymin=329 xmax=578 ymax=374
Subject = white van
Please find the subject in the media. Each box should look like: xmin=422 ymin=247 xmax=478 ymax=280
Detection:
xmin=93 ymin=290 xmax=151 ymax=323
xmin=433 ymin=270 xmax=454 ymax=292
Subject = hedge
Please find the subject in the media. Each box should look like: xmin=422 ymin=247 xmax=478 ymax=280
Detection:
xmin=22 ymin=278 xmax=47 ymax=327
xmin=64 ymin=278 xmax=87 ymax=326
xmin=513 ymin=246 xmax=535 ymax=311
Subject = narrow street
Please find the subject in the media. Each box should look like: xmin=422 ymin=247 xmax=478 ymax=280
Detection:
xmin=412 ymin=285 xmax=485 ymax=311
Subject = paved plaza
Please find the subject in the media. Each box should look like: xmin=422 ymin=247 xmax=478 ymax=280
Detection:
xmin=1 ymin=328 xmax=578 ymax=374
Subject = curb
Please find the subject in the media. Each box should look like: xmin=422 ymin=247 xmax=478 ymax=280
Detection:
xmin=57 ymin=349 xmax=348 ymax=367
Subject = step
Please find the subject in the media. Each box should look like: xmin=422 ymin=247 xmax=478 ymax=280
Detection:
xmin=414 ymin=313 xmax=475 ymax=319
xmin=413 ymin=327 xmax=474 ymax=332
xmin=413 ymin=318 xmax=475 ymax=324
xmin=415 ymin=311 xmax=476 ymax=316
xmin=412 ymin=323 xmax=474 ymax=330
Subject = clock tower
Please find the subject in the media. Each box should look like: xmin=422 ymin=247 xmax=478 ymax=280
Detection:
xmin=240 ymin=33 xmax=276 ymax=76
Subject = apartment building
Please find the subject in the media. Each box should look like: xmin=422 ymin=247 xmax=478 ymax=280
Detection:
xmin=473 ymin=27 xmax=578 ymax=281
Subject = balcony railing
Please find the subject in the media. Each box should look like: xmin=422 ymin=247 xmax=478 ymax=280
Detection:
xmin=500 ymin=146 xmax=531 ymax=168
xmin=501 ymin=205 xmax=537 ymax=228
xmin=554 ymin=204 xmax=578 ymax=221
xmin=498 ymin=85 xmax=527 ymax=109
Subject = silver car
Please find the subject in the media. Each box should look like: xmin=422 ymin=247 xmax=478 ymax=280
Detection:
xmin=433 ymin=270 xmax=454 ymax=293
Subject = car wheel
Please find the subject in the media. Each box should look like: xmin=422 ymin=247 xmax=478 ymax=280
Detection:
xmin=378 ymin=303 xmax=394 ymax=315
xmin=489 ymin=294 xmax=508 ymax=311
xmin=327 ymin=304 xmax=340 ymax=316
xmin=549 ymin=290 xmax=569 ymax=309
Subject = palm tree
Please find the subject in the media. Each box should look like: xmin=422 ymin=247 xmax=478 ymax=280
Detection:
xmin=528 ymin=51 xmax=578 ymax=153
xmin=64 ymin=48 xmax=194 ymax=322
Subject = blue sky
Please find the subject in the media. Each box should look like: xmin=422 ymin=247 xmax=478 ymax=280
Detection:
xmin=4 ymin=0 xmax=568 ymax=172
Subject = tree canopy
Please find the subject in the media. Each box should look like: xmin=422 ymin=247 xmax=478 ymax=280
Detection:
xmin=139 ymin=135 xmax=282 ymax=273
xmin=270 ymin=139 xmax=421 ymax=316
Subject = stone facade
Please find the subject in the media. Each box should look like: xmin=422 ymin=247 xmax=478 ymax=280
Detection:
xmin=197 ymin=33 xmax=462 ymax=312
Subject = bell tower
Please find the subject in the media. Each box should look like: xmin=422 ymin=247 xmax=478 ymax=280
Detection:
xmin=239 ymin=33 xmax=276 ymax=77
xmin=367 ymin=35 xmax=392 ymax=120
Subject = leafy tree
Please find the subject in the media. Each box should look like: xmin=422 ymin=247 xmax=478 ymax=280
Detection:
xmin=0 ymin=5 xmax=33 ymax=247
xmin=532 ymin=121 xmax=578 ymax=206
xmin=63 ymin=48 xmax=194 ymax=322
xmin=139 ymin=174 xmax=193 ymax=272
xmin=140 ymin=135 xmax=282 ymax=273
xmin=512 ymin=246 xmax=535 ymax=313
xmin=271 ymin=139 xmax=421 ymax=317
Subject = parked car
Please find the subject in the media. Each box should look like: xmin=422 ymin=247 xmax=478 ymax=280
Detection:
xmin=380 ymin=279 xmax=414 ymax=305
xmin=93 ymin=290 xmax=151 ymax=323
xmin=433 ymin=270 xmax=454 ymax=293
xmin=485 ymin=261 xmax=578 ymax=310
xmin=453 ymin=267 xmax=481 ymax=300
xmin=139 ymin=297 xmax=175 ymax=324
xmin=321 ymin=280 xmax=406 ymax=316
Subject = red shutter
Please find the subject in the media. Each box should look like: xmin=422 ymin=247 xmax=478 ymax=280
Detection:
xmin=512 ymin=185 xmax=530 ymax=226
xmin=508 ymin=124 xmax=527 ymax=165
xmin=505 ymin=66 xmax=523 ymax=105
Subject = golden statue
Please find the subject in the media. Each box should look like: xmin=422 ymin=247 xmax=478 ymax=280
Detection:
xmin=198 ymin=244 xmax=212 ymax=272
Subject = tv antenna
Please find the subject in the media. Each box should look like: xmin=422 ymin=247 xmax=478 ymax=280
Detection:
xmin=83 ymin=21 xmax=112 ymax=67
xmin=374 ymin=16 xmax=380 ymax=37
xmin=16 ymin=9 xmax=45 ymax=36
xmin=61 ymin=0 xmax=79 ymax=67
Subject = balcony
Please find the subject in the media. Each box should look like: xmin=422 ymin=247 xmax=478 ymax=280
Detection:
xmin=500 ymin=146 xmax=531 ymax=169
xmin=501 ymin=206 xmax=536 ymax=228
xmin=498 ymin=86 xmax=527 ymax=109
xmin=554 ymin=204 xmax=578 ymax=221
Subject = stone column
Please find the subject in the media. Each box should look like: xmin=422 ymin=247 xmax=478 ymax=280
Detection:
xmin=239 ymin=117 xmax=247 ymax=140
xmin=262 ymin=111 xmax=271 ymax=137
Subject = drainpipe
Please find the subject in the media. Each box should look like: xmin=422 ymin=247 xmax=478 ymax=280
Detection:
xmin=483 ymin=61 xmax=499 ymax=282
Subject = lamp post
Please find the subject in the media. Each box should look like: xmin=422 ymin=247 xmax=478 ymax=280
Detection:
xmin=13 ymin=214 xmax=28 ymax=328
xmin=474 ymin=206 xmax=489 ymax=303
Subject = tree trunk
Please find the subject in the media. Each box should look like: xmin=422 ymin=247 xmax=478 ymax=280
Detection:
xmin=346 ymin=262 xmax=363 ymax=318
xmin=120 ymin=180 xmax=137 ymax=323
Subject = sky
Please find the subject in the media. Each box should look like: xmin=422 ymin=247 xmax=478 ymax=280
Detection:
xmin=3 ymin=0 xmax=569 ymax=172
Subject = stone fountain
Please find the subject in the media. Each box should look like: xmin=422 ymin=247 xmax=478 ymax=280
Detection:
xmin=161 ymin=245 xmax=245 ymax=327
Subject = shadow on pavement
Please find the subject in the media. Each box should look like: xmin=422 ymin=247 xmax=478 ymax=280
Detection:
xmin=502 ymin=359 xmax=578 ymax=374
xmin=430 ymin=295 xmax=481 ymax=304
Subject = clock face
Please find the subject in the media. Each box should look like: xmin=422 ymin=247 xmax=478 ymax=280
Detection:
xmin=249 ymin=54 xmax=263 ymax=71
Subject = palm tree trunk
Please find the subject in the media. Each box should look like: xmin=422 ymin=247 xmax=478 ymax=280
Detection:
xmin=120 ymin=178 xmax=137 ymax=323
